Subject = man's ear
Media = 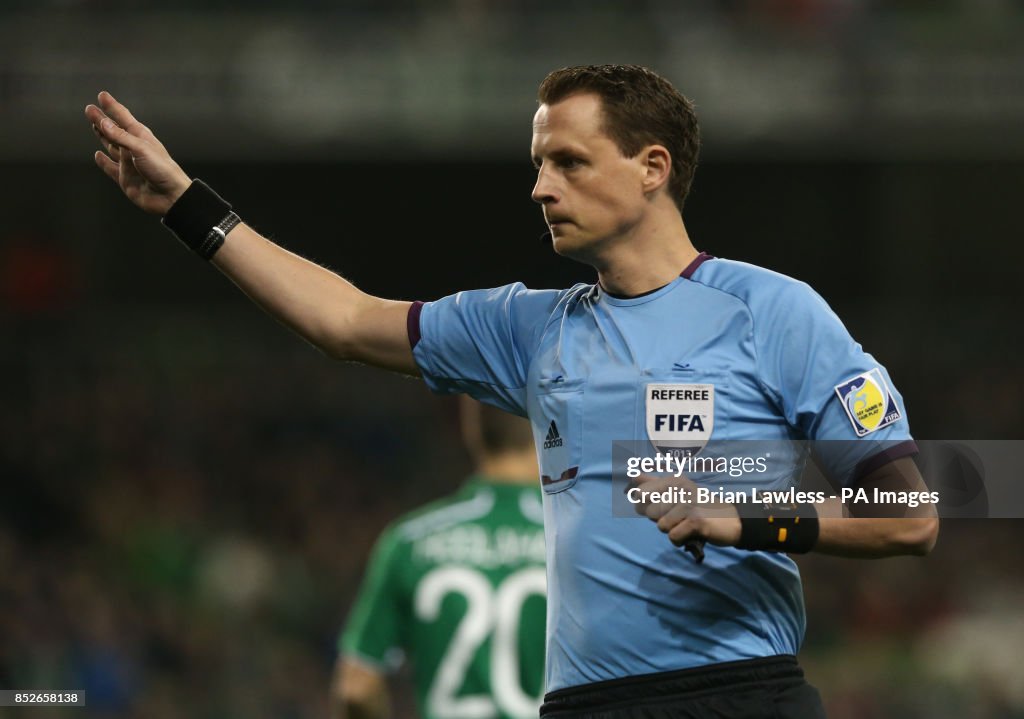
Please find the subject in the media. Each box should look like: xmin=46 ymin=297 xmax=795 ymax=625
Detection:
xmin=641 ymin=145 xmax=672 ymax=196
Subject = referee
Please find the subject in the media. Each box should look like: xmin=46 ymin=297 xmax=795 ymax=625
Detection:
xmin=86 ymin=64 xmax=938 ymax=718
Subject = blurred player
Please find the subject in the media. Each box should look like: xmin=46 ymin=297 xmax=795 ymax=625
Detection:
xmin=331 ymin=397 xmax=545 ymax=719
xmin=86 ymin=64 xmax=938 ymax=717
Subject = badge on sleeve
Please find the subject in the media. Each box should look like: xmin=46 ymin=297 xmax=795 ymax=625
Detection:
xmin=646 ymin=384 xmax=714 ymax=454
xmin=833 ymin=368 xmax=902 ymax=437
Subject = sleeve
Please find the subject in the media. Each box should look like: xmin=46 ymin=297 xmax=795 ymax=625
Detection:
xmin=338 ymin=528 xmax=408 ymax=672
xmin=409 ymin=282 xmax=565 ymax=417
xmin=754 ymin=280 xmax=916 ymax=486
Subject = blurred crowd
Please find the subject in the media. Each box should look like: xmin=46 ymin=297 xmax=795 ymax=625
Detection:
xmin=0 ymin=311 xmax=465 ymax=718
xmin=6 ymin=0 xmax=1022 ymax=14
xmin=6 ymin=0 xmax=1024 ymax=35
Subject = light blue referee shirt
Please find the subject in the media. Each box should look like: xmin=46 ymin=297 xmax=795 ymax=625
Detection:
xmin=408 ymin=253 xmax=916 ymax=692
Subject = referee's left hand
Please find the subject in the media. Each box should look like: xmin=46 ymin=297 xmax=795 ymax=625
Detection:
xmin=632 ymin=474 xmax=742 ymax=548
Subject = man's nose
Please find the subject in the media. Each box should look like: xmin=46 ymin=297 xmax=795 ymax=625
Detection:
xmin=531 ymin=165 xmax=558 ymax=205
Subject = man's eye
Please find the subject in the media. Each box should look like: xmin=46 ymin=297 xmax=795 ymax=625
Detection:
xmin=560 ymin=158 xmax=582 ymax=169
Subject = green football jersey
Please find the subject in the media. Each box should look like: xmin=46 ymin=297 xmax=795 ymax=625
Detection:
xmin=340 ymin=475 xmax=547 ymax=719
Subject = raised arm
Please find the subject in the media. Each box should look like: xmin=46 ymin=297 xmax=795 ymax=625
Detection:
xmin=84 ymin=91 xmax=417 ymax=375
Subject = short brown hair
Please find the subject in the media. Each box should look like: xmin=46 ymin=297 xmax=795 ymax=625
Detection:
xmin=538 ymin=64 xmax=700 ymax=213
xmin=459 ymin=396 xmax=534 ymax=458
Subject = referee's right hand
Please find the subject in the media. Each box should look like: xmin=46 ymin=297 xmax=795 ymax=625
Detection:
xmin=85 ymin=91 xmax=191 ymax=216
xmin=633 ymin=474 xmax=742 ymax=550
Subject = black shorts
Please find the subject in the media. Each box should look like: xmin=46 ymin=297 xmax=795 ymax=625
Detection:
xmin=539 ymin=655 xmax=826 ymax=719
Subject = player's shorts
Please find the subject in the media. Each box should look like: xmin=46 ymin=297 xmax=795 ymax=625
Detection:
xmin=539 ymin=655 xmax=826 ymax=718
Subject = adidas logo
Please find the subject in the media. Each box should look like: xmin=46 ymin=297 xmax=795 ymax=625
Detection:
xmin=543 ymin=420 xmax=563 ymax=449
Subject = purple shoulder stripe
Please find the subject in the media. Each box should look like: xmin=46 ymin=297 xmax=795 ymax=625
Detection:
xmin=407 ymin=300 xmax=425 ymax=350
xmin=680 ymin=251 xmax=715 ymax=279
xmin=852 ymin=440 xmax=919 ymax=485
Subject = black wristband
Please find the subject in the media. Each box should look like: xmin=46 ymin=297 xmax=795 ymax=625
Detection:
xmin=736 ymin=503 xmax=819 ymax=553
xmin=161 ymin=179 xmax=238 ymax=260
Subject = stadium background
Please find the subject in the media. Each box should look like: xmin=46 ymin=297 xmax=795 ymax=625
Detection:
xmin=1 ymin=1 xmax=1022 ymax=717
